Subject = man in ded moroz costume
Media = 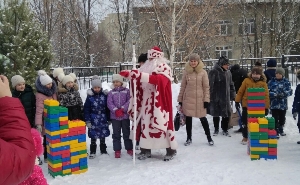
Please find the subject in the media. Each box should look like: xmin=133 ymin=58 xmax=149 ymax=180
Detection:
xmin=120 ymin=46 xmax=177 ymax=161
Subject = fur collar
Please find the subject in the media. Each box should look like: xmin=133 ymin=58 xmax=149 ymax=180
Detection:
xmin=87 ymin=89 xmax=109 ymax=96
xmin=35 ymin=77 xmax=57 ymax=97
xmin=184 ymin=61 xmax=204 ymax=74
xmin=110 ymin=82 xmax=128 ymax=89
xmin=247 ymin=72 xmax=267 ymax=82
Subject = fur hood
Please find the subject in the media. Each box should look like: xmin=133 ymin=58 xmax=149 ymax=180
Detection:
xmin=87 ymin=88 xmax=109 ymax=96
xmin=184 ymin=61 xmax=205 ymax=74
xmin=247 ymin=72 xmax=267 ymax=82
xmin=35 ymin=77 xmax=57 ymax=97
xmin=110 ymin=81 xmax=127 ymax=89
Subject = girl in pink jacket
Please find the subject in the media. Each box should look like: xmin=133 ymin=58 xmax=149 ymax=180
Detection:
xmin=35 ymin=70 xmax=57 ymax=163
xmin=19 ymin=128 xmax=48 ymax=185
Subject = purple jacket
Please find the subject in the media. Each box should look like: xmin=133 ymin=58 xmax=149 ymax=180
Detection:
xmin=107 ymin=86 xmax=130 ymax=120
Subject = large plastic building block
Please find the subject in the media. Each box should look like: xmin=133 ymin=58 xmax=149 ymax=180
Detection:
xmin=247 ymin=88 xmax=265 ymax=92
xmin=44 ymin=99 xmax=60 ymax=106
xmin=248 ymin=103 xmax=266 ymax=107
xmin=248 ymin=92 xmax=265 ymax=96
xmin=257 ymin=118 xmax=268 ymax=124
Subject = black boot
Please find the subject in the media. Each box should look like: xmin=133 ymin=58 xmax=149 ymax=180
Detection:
xmin=100 ymin=143 xmax=108 ymax=154
xmin=138 ymin=148 xmax=151 ymax=160
xmin=89 ymin=143 xmax=97 ymax=159
xmin=163 ymin=148 xmax=176 ymax=161
xmin=207 ymin=136 xmax=214 ymax=146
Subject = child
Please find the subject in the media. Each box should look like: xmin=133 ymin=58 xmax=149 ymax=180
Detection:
xmin=58 ymin=73 xmax=79 ymax=94
xmin=235 ymin=67 xmax=270 ymax=144
xmin=292 ymin=70 xmax=300 ymax=144
xmin=58 ymin=75 xmax=83 ymax=120
xmin=84 ymin=75 xmax=110 ymax=159
xmin=35 ymin=70 xmax=57 ymax=162
xmin=11 ymin=75 xmax=36 ymax=128
xmin=18 ymin=128 xmax=48 ymax=185
xmin=107 ymin=74 xmax=133 ymax=158
xmin=268 ymin=67 xmax=292 ymax=137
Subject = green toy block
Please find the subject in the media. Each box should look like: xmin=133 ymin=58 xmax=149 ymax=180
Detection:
xmin=266 ymin=117 xmax=275 ymax=123
xmin=269 ymin=144 xmax=277 ymax=148
xmin=45 ymin=105 xmax=59 ymax=110
xmin=259 ymin=133 xmax=268 ymax=140
xmin=248 ymin=114 xmax=265 ymax=117
xmin=251 ymin=158 xmax=260 ymax=161
xmin=59 ymin=107 xmax=68 ymax=113
xmin=259 ymin=124 xmax=269 ymax=129
xmin=79 ymin=149 xmax=88 ymax=155
xmin=60 ymin=125 xmax=69 ymax=130
xmin=248 ymin=96 xmax=265 ymax=100
xmin=47 ymin=158 xmax=62 ymax=164
xmin=48 ymin=170 xmax=63 ymax=178
xmin=47 ymin=109 xmax=59 ymax=115
xmin=45 ymin=118 xmax=59 ymax=123
xmin=268 ymin=122 xmax=275 ymax=129
xmin=250 ymin=151 xmax=268 ymax=155
xmin=80 ymin=165 xmax=88 ymax=170
xmin=247 ymin=88 xmax=265 ymax=92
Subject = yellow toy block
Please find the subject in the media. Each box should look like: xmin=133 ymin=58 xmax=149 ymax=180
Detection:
xmin=63 ymin=169 xmax=71 ymax=174
xmin=49 ymin=141 xmax=70 ymax=148
xmin=250 ymin=154 xmax=259 ymax=159
xmin=248 ymin=122 xmax=259 ymax=132
xmin=259 ymin=140 xmax=269 ymax=144
xmin=44 ymin=99 xmax=59 ymax=106
xmin=70 ymin=146 xmax=86 ymax=152
xmin=45 ymin=130 xmax=61 ymax=136
xmin=72 ymin=169 xmax=88 ymax=174
xmin=248 ymin=110 xmax=265 ymax=114
xmin=69 ymin=139 xmax=78 ymax=145
xmin=76 ymin=120 xmax=86 ymax=127
xmin=269 ymin=139 xmax=278 ymax=144
xmin=48 ymin=161 xmax=62 ymax=168
xmin=59 ymin=117 xmax=68 ymax=121
xmin=71 ymin=158 xmax=79 ymax=164
xmin=70 ymin=142 xmax=86 ymax=149
xmin=60 ymin=129 xmax=69 ymax=134
xmin=44 ymin=108 xmax=47 ymax=113
xmin=68 ymin=121 xmax=78 ymax=128
xmin=250 ymin=147 xmax=268 ymax=151
xmin=257 ymin=118 xmax=268 ymax=124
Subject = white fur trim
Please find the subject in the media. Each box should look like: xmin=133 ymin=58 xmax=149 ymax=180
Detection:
xmin=140 ymin=72 xmax=149 ymax=83
xmin=87 ymin=89 xmax=94 ymax=96
xmin=62 ymin=75 xmax=74 ymax=85
xmin=148 ymin=49 xmax=164 ymax=59
xmin=53 ymin=68 xmax=64 ymax=78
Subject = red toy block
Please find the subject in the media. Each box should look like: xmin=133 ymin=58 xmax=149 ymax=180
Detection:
xmin=71 ymin=167 xmax=80 ymax=172
xmin=268 ymin=130 xmax=277 ymax=136
xmin=77 ymin=126 xmax=86 ymax=131
xmin=78 ymin=129 xmax=85 ymax=135
xmin=49 ymin=150 xmax=62 ymax=156
xmin=44 ymin=113 xmax=48 ymax=117
xmin=62 ymin=151 xmax=70 ymax=158
xmin=63 ymin=161 xmax=71 ymax=166
xmin=269 ymin=148 xmax=277 ymax=153
xmin=268 ymin=151 xmax=277 ymax=155
xmin=49 ymin=166 xmax=62 ymax=172
xmin=259 ymin=128 xmax=269 ymax=132
xmin=46 ymin=138 xmax=61 ymax=144
xmin=248 ymin=118 xmax=258 ymax=123
xmin=248 ymin=92 xmax=265 ymax=96
xmin=248 ymin=100 xmax=265 ymax=103
xmin=60 ymin=120 xmax=68 ymax=126
xmin=248 ymin=107 xmax=265 ymax=111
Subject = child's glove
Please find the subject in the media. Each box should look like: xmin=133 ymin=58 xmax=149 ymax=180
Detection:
xmin=293 ymin=112 xmax=298 ymax=120
xmin=235 ymin=102 xmax=240 ymax=109
xmin=86 ymin=121 xmax=92 ymax=128
xmin=204 ymin=102 xmax=209 ymax=109
xmin=115 ymin=109 xmax=124 ymax=117
xmin=36 ymin=125 xmax=43 ymax=134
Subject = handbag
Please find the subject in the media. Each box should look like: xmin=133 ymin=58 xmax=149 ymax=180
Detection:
xmin=174 ymin=111 xmax=181 ymax=131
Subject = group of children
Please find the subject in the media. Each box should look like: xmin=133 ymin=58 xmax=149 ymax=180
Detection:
xmin=11 ymin=68 xmax=133 ymax=164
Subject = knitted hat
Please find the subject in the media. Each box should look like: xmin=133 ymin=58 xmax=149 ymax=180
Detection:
xmin=69 ymin=73 xmax=76 ymax=80
xmin=138 ymin=53 xmax=148 ymax=63
xmin=276 ymin=67 xmax=285 ymax=76
xmin=11 ymin=75 xmax=25 ymax=87
xmin=52 ymin=67 xmax=64 ymax=78
xmin=62 ymin=75 xmax=74 ymax=85
xmin=255 ymin=61 xmax=262 ymax=67
xmin=217 ymin=56 xmax=229 ymax=66
xmin=91 ymin=75 xmax=102 ymax=88
xmin=251 ymin=67 xmax=263 ymax=75
xmin=267 ymin=59 xmax=277 ymax=67
xmin=189 ymin=53 xmax=201 ymax=62
xmin=112 ymin=74 xmax=124 ymax=83
xmin=58 ymin=73 xmax=65 ymax=83
xmin=148 ymin=46 xmax=164 ymax=59
xmin=38 ymin=70 xmax=53 ymax=86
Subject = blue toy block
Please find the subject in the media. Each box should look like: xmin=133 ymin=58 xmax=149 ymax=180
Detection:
xmin=45 ymin=125 xmax=60 ymax=132
xmin=62 ymin=157 xmax=71 ymax=162
xmin=47 ymin=153 xmax=62 ymax=161
xmin=49 ymin=145 xmax=70 ymax=153
xmin=260 ymin=155 xmax=277 ymax=160
xmin=249 ymin=143 xmax=269 ymax=147
xmin=62 ymin=164 xmax=72 ymax=170
xmin=46 ymin=134 xmax=60 ymax=140
xmin=250 ymin=140 xmax=259 ymax=144
xmin=71 ymin=151 xmax=79 ymax=156
xmin=47 ymin=114 xmax=60 ymax=119
xmin=78 ymin=137 xmax=86 ymax=143
xmin=70 ymin=163 xmax=79 ymax=168
xmin=247 ymin=103 xmax=265 ymax=107
xmin=268 ymin=135 xmax=277 ymax=139
xmin=59 ymin=112 xmax=68 ymax=117
xmin=79 ymin=158 xmax=87 ymax=164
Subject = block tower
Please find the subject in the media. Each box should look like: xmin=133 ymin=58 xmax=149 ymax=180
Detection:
xmin=44 ymin=99 xmax=88 ymax=177
xmin=247 ymin=88 xmax=278 ymax=160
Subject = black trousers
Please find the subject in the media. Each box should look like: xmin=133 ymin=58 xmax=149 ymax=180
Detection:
xmin=241 ymin=107 xmax=248 ymax=138
xmin=213 ymin=117 xmax=229 ymax=132
xmin=271 ymin=109 xmax=287 ymax=133
xmin=43 ymin=135 xmax=47 ymax=159
xmin=186 ymin=116 xmax=211 ymax=140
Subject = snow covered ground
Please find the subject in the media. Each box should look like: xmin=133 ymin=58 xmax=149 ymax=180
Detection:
xmin=43 ymin=83 xmax=300 ymax=185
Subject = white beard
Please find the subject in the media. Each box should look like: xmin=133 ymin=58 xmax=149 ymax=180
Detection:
xmin=139 ymin=58 xmax=167 ymax=74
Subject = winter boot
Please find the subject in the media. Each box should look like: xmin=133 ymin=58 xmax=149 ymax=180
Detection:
xmin=279 ymin=126 xmax=286 ymax=136
xmin=135 ymin=141 xmax=140 ymax=150
xmin=297 ymin=141 xmax=300 ymax=144
xmin=100 ymin=143 xmax=108 ymax=154
xmin=163 ymin=148 xmax=176 ymax=161
xmin=89 ymin=143 xmax=97 ymax=159
xmin=234 ymin=128 xmax=243 ymax=133
xmin=222 ymin=130 xmax=231 ymax=137
xmin=38 ymin=157 xmax=43 ymax=165
xmin=115 ymin=150 xmax=121 ymax=158
xmin=241 ymin=137 xmax=248 ymax=145
xmin=213 ymin=129 xmax=219 ymax=136
xmin=138 ymin=148 xmax=151 ymax=160
xmin=127 ymin=150 xmax=133 ymax=156
xmin=207 ymin=136 xmax=214 ymax=146
xmin=184 ymin=139 xmax=192 ymax=146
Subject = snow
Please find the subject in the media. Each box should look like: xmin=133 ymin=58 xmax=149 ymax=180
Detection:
xmin=43 ymin=83 xmax=300 ymax=185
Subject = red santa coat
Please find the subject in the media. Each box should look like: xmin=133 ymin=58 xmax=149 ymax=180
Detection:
xmin=128 ymin=63 xmax=178 ymax=150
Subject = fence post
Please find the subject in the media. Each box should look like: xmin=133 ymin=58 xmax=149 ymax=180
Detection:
xmin=282 ymin=54 xmax=289 ymax=79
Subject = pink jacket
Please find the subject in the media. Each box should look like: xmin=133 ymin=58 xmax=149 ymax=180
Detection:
xmin=35 ymin=92 xmax=57 ymax=126
xmin=18 ymin=165 xmax=48 ymax=185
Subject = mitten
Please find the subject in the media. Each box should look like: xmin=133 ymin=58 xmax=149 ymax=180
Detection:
xmin=204 ymin=102 xmax=209 ymax=109
xmin=235 ymin=102 xmax=240 ymax=109
xmin=120 ymin=70 xmax=130 ymax=78
xmin=265 ymin=109 xmax=269 ymax=116
xmin=293 ymin=112 xmax=298 ymax=120
xmin=86 ymin=121 xmax=92 ymax=128
xmin=129 ymin=70 xmax=141 ymax=79
xmin=36 ymin=125 xmax=42 ymax=134
xmin=178 ymin=102 xmax=182 ymax=106
xmin=115 ymin=109 xmax=124 ymax=117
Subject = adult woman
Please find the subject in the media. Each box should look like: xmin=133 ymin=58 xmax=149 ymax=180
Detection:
xmin=178 ymin=53 xmax=214 ymax=146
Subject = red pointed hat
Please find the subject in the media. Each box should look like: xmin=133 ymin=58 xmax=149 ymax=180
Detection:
xmin=148 ymin=46 xmax=164 ymax=59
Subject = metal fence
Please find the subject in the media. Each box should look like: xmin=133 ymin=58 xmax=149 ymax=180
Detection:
xmin=53 ymin=56 xmax=300 ymax=89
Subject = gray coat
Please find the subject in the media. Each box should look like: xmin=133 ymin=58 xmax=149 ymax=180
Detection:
xmin=208 ymin=63 xmax=235 ymax=117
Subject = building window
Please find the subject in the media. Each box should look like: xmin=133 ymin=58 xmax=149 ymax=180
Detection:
xmin=262 ymin=19 xmax=271 ymax=33
xmin=216 ymin=20 xmax=232 ymax=35
xmin=215 ymin=46 xmax=232 ymax=59
xmin=239 ymin=19 xmax=255 ymax=35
